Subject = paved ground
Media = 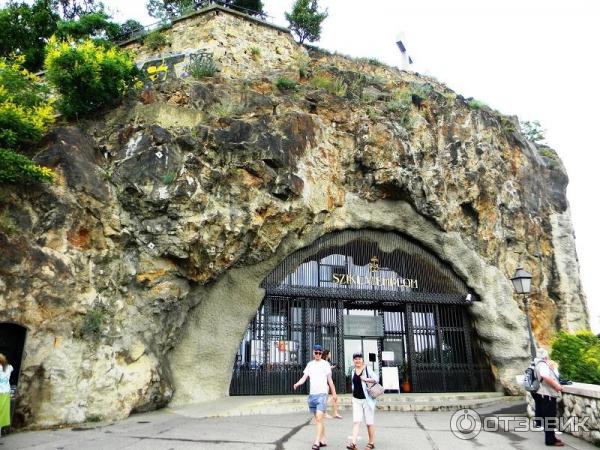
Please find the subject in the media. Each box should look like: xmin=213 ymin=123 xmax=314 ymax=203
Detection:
xmin=0 ymin=400 xmax=597 ymax=449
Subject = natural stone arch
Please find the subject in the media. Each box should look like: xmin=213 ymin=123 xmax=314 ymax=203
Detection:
xmin=260 ymin=228 xmax=472 ymax=296
xmin=168 ymin=195 xmax=530 ymax=405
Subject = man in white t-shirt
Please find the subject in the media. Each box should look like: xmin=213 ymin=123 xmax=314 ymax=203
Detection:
xmin=293 ymin=344 xmax=338 ymax=450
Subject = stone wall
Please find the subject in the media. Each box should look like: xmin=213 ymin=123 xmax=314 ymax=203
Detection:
xmin=526 ymin=383 xmax=600 ymax=444
xmin=122 ymin=5 xmax=306 ymax=80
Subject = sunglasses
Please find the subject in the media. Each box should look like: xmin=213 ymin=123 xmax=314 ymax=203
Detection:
xmin=314 ymin=351 xmax=322 ymax=355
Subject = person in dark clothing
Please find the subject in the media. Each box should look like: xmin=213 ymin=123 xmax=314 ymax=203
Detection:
xmin=534 ymin=348 xmax=564 ymax=447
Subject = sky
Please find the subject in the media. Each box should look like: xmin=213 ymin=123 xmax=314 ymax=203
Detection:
xmin=6 ymin=0 xmax=599 ymax=331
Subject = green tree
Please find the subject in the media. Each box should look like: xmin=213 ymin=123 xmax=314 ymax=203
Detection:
xmin=147 ymin=0 xmax=264 ymax=19
xmin=51 ymin=0 xmax=102 ymax=19
xmin=0 ymin=57 xmax=55 ymax=183
xmin=223 ymin=0 xmax=264 ymax=16
xmin=147 ymin=0 xmax=195 ymax=19
xmin=114 ymin=19 xmax=144 ymax=41
xmin=285 ymin=0 xmax=328 ymax=44
xmin=521 ymin=120 xmax=546 ymax=144
xmin=44 ymin=37 xmax=139 ymax=118
xmin=56 ymin=10 xmax=120 ymax=41
xmin=0 ymin=57 xmax=54 ymax=150
xmin=551 ymin=330 xmax=600 ymax=384
xmin=0 ymin=0 xmax=59 ymax=72
xmin=0 ymin=1 xmax=136 ymax=71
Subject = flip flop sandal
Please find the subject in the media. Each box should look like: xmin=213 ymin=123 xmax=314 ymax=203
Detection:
xmin=346 ymin=444 xmax=358 ymax=450
xmin=365 ymin=444 xmax=375 ymax=449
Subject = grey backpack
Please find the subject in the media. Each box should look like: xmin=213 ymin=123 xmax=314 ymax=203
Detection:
xmin=523 ymin=360 xmax=545 ymax=392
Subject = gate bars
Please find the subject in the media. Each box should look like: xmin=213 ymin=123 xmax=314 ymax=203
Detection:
xmin=230 ymin=296 xmax=346 ymax=395
xmin=229 ymin=230 xmax=494 ymax=395
xmin=230 ymin=296 xmax=494 ymax=395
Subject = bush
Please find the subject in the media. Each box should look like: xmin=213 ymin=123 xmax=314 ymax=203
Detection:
xmin=356 ymin=56 xmax=385 ymax=67
xmin=80 ymin=302 xmax=108 ymax=338
xmin=187 ymin=56 xmax=217 ymax=79
xmin=44 ymin=37 xmax=139 ymax=118
xmin=298 ymin=59 xmax=309 ymax=78
xmin=385 ymin=99 xmax=410 ymax=114
xmin=551 ymin=330 xmax=600 ymax=384
xmin=162 ymin=171 xmax=177 ymax=184
xmin=275 ymin=76 xmax=297 ymax=91
xmin=310 ymin=73 xmax=346 ymax=97
xmin=0 ymin=148 xmax=54 ymax=183
xmin=0 ymin=57 xmax=54 ymax=150
xmin=249 ymin=46 xmax=261 ymax=58
xmin=144 ymin=30 xmax=169 ymax=51
xmin=538 ymin=146 xmax=558 ymax=160
xmin=0 ymin=57 xmax=55 ymax=184
xmin=467 ymin=98 xmax=487 ymax=110
xmin=389 ymin=89 xmax=413 ymax=108
xmin=210 ymin=98 xmax=244 ymax=119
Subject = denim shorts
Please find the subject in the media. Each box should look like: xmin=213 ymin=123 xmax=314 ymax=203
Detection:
xmin=307 ymin=393 xmax=328 ymax=413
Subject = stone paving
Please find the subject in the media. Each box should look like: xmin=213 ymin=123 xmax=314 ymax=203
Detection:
xmin=1 ymin=399 xmax=597 ymax=449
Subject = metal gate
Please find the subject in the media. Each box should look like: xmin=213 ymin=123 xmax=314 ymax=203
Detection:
xmin=230 ymin=296 xmax=346 ymax=395
xmin=230 ymin=297 xmax=493 ymax=395
xmin=230 ymin=230 xmax=495 ymax=395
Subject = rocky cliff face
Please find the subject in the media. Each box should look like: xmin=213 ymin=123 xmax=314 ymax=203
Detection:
xmin=0 ymin=8 xmax=589 ymax=427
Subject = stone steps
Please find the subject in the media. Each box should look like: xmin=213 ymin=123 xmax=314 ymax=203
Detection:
xmin=235 ymin=391 xmax=505 ymax=405
xmin=196 ymin=393 xmax=522 ymax=416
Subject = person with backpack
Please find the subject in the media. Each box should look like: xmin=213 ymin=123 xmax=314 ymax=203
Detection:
xmin=534 ymin=348 xmax=564 ymax=447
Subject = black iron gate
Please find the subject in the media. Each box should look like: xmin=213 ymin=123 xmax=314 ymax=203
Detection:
xmin=229 ymin=230 xmax=495 ymax=395
xmin=230 ymin=296 xmax=346 ymax=395
xmin=230 ymin=296 xmax=494 ymax=395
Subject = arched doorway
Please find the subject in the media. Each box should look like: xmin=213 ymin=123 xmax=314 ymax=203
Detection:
xmin=0 ymin=322 xmax=28 ymax=425
xmin=230 ymin=230 xmax=494 ymax=395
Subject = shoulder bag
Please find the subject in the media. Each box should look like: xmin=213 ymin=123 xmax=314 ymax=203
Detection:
xmin=364 ymin=367 xmax=384 ymax=399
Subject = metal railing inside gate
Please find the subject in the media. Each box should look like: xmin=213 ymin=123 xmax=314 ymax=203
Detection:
xmin=230 ymin=296 xmax=346 ymax=395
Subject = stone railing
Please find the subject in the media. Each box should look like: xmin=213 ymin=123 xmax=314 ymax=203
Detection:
xmin=526 ymin=382 xmax=600 ymax=444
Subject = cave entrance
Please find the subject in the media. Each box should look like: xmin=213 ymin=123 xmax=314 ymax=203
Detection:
xmin=0 ymin=322 xmax=28 ymax=423
xmin=229 ymin=230 xmax=494 ymax=395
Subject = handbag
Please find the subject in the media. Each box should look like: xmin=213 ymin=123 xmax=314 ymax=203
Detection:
xmin=364 ymin=367 xmax=384 ymax=399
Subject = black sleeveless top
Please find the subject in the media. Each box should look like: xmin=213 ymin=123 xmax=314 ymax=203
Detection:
xmin=352 ymin=368 xmax=366 ymax=399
